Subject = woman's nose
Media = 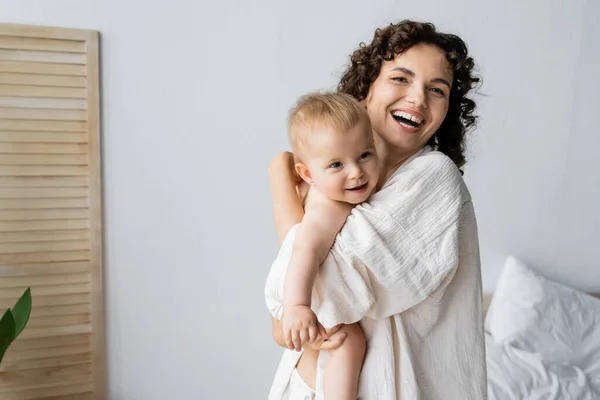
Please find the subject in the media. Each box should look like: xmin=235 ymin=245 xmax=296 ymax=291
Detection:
xmin=406 ymin=84 xmax=427 ymax=108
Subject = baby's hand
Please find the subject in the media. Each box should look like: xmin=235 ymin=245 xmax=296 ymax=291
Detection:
xmin=283 ymin=305 xmax=326 ymax=352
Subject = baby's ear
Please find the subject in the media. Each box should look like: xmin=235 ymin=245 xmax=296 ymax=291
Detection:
xmin=295 ymin=163 xmax=313 ymax=185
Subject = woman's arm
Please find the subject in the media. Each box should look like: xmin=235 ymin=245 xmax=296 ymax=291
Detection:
xmin=267 ymin=151 xmax=304 ymax=348
xmin=268 ymin=152 xmax=305 ymax=245
xmin=271 ymin=316 xmax=287 ymax=347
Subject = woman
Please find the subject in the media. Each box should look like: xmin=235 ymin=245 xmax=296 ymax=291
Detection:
xmin=266 ymin=20 xmax=486 ymax=399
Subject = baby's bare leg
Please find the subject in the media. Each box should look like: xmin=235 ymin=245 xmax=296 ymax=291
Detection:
xmin=323 ymin=323 xmax=366 ymax=400
xmin=295 ymin=348 xmax=318 ymax=389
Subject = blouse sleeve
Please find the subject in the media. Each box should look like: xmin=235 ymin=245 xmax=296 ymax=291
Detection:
xmin=264 ymin=150 xmax=470 ymax=328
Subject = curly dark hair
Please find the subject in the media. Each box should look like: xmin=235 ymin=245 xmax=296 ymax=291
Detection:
xmin=338 ymin=20 xmax=480 ymax=170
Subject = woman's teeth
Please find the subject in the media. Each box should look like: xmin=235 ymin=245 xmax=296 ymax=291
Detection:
xmin=392 ymin=111 xmax=423 ymax=128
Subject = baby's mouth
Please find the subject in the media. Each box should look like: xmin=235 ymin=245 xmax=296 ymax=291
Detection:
xmin=347 ymin=183 xmax=368 ymax=191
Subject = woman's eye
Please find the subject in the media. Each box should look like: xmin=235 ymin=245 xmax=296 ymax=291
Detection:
xmin=329 ymin=162 xmax=342 ymax=169
xmin=392 ymin=77 xmax=408 ymax=83
xmin=430 ymin=87 xmax=446 ymax=97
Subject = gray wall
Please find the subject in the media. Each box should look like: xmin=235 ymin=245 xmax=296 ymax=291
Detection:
xmin=1 ymin=0 xmax=598 ymax=398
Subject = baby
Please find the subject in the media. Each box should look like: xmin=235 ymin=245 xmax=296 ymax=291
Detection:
xmin=282 ymin=91 xmax=380 ymax=399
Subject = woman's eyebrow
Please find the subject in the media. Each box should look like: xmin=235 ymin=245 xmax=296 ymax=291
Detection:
xmin=391 ymin=67 xmax=414 ymax=76
xmin=431 ymin=77 xmax=451 ymax=89
xmin=390 ymin=67 xmax=451 ymax=89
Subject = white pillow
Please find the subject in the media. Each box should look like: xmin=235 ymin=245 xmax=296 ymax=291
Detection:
xmin=485 ymin=256 xmax=600 ymax=393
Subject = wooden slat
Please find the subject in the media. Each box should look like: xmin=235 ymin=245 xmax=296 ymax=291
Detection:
xmin=0 ymin=23 xmax=96 ymax=41
xmin=0 ymin=298 xmax=90 ymax=319
xmin=4 ymin=293 xmax=91 ymax=309
xmin=0 ymin=73 xmax=86 ymax=87
xmin=0 ymin=207 xmax=89 ymax=219
xmin=0 ymin=143 xmax=88 ymax=154
xmin=0 ymin=97 xmax=87 ymax=110
xmin=0 ymin=230 xmax=89 ymax=243
xmin=0 ymin=271 xmax=90 ymax=290
xmin=1 ymin=382 xmax=92 ymax=400
xmin=1 ymin=384 xmax=92 ymax=400
xmin=0 ymin=154 xmax=87 ymax=165
xmin=0 ymin=36 xmax=85 ymax=53
xmin=0 ymin=120 xmax=86 ymax=131
xmin=2 ymin=346 xmax=90 ymax=368
xmin=29 ymin=303 xmax=92 ymax=318
xmin=0 ymin=61 xmax=86 ymax=76
xmin=0 ymin=177 xmax=89 ymax=188
xmin=0 ymin=262 xmax=89 ymax=276
xmin=0 ymin=188 xmax=88 ymax=198
xmin=0 ymin=250 xmax=91 ymax=264
xmin=0 ymin=108 xmax=86 ymax=121
xmin=0 ymin=240 xmax=90 ymax=254
xmin=9 ymin=334 xmax=90 ymax=352
xmin=0 ymin=166 xmax=88 ymax=176
xmin=0 ymin=198 xmax=88 ymax=209
xmin=0 ymin=374 xmax=91 ymax=394
xmin=0 ymin=271 xmax=90 ymax=286
xmin=0 ymin=352 xmax=91 ymax=371
xmin=0 ymin=299 xmax=90 ymax=316
xmin=0 ymin=282 xmax=90 ymax=300
xmin=37 ymin=392 xmax=93 ymax=400
xmin=20 ymin=325 xmax=91 ymax=340
xmin=0 ymin=365 xmax=91 ymax=392
xmin=0 ymin=85 xmax=86 ymax=99
xmin=26 ymin=315 xmax=91 ymax=332
xmin=0 ymin=363 xmax=91 ymax=388
xmin=0 ymin=132 xmax=87 ymax=143
xmin=27 ymin=314 xmax=91 ymax=329
xmin=0 ymin=49 xmax=86 ymax=65
xmin=0 ymin=154 xmax=87 ymax=166
xmin=0 ymin=220 xmax=90 ymax=233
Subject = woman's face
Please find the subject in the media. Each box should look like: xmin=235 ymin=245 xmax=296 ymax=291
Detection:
xmin=365 ymin=43 xmax=453 ymax=164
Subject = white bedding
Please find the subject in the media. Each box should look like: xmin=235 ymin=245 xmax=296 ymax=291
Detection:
xmin=486 ymin=333 xmax=599 ymax=399
xmin=485 ymin=257 xmax=600 ymax=399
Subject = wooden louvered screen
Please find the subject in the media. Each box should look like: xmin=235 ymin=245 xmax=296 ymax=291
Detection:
xmin=0 ymin=24 xmax=104 ymax=399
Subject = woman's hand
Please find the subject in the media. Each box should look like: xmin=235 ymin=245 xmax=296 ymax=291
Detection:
xmin=302 ymin=324 xmax=347 ymax=352
xmin=268 ymin=151 xmax=298 ymax=181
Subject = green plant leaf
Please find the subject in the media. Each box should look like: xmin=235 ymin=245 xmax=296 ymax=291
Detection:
xmin=0 ymin=308 xmax=16 ymax=364
xmin=12 ymin=287 xmax=32 ymax=339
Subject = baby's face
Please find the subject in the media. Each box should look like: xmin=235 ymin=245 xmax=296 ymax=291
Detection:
xmin=303 ymin=122 xmax=380 ymax=204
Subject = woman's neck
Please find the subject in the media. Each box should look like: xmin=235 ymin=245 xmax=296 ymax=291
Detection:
xmin=375 ymin=139 xmax=418 ymax=186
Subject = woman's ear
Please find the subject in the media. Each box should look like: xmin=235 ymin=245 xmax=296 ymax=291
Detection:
xmin=295 ymin=163 xmax=314 ymax=185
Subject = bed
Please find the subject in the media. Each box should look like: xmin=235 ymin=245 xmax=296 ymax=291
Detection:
xmin=483 ymin=256 xmax=600 ymax=399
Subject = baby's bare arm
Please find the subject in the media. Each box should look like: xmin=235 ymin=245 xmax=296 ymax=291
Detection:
xmin=283 ymin=194 xmax=353 ymax=308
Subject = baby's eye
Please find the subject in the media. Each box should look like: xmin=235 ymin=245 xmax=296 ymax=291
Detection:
xmin=359 ymin=152 xmax=372 ymax=160
xmin=329 ymin=162 xmax=342 ymax=169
